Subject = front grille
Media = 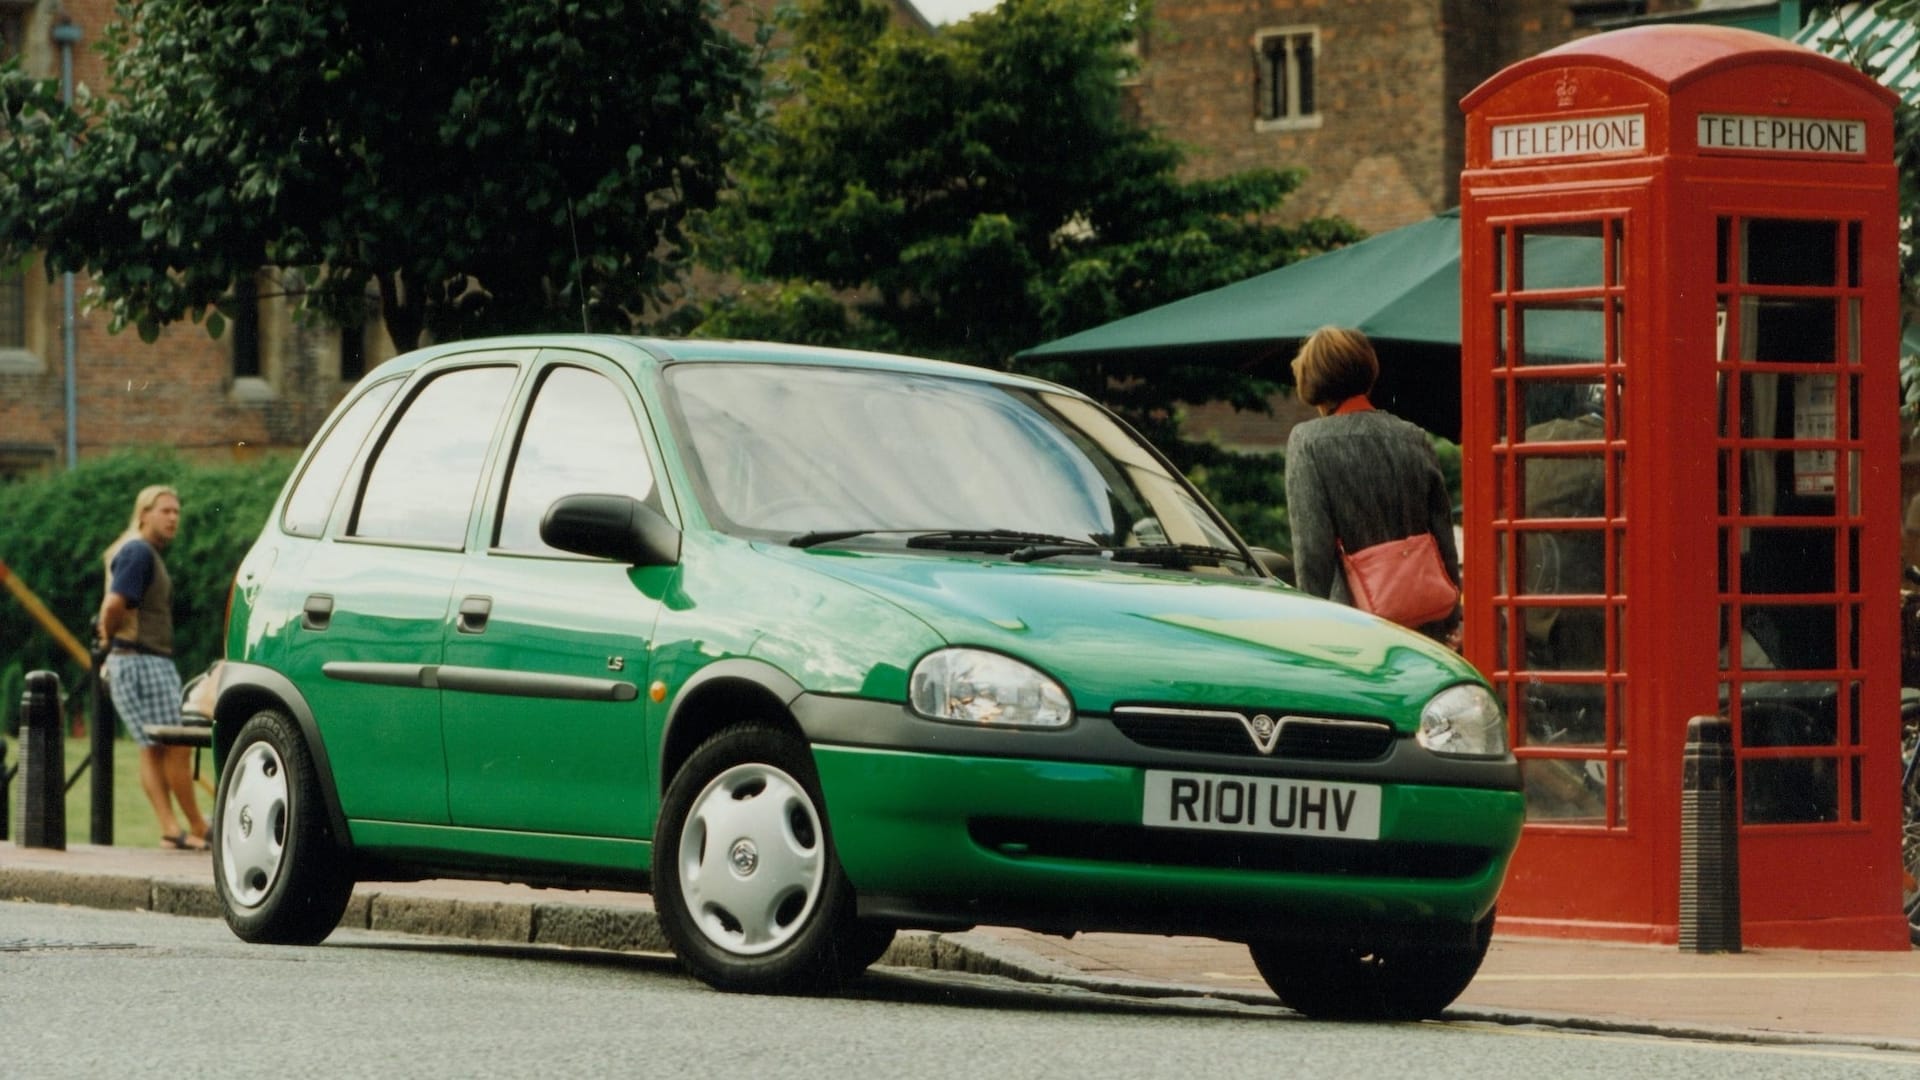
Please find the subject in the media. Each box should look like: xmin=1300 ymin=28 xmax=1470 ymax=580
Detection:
xmin=969 ymin=819 xmax=1491 ymax=880
xmin=1110 ymin=705 xmax=1396 ymax=760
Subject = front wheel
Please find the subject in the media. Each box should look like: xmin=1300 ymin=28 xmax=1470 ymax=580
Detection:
xmin=1249 ymin=910 xmax=1496 ymax=1021
xmin=212 ymin=708 xmax=354 ymax=945
xmin=652 ymin=723 xmax=861 ymax=994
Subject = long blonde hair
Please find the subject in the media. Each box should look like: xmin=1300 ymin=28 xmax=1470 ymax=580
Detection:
xmin=104 ymin=484 xmax=179 ymax=567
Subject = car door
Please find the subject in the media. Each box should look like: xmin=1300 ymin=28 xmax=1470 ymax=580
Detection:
xmin=440 ymin=350 xmax=672 ymax=838
xmin=284 ymin=355 xmax=525 ymax=825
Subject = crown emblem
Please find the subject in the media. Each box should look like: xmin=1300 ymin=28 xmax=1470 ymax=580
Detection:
xmin=1555 ymin=73 xmax=1579 ymax=108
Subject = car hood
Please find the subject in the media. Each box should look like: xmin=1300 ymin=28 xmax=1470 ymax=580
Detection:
xmin=771 ymin=547 xmax=1476 ymax=724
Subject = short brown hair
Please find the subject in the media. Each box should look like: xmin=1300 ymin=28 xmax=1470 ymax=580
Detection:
xmin=1291 ymin=326 xmax=1379 ymax=408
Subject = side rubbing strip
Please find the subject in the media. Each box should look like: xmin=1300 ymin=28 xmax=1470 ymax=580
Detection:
xmin=321 ymin=662 xmax=427 ymax=688
xmin=322 ymin=660 xmax=635 ymax=702
xmin=434 ymin=666 xmax=639 ymax=702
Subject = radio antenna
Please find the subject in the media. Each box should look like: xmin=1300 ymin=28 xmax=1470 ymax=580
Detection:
xmin=566 ymin=197 xmax=589 ymax=333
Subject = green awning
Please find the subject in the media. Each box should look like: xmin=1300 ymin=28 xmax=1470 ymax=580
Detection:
xmin=1794 ymin=2 xmax=1920 ymax=104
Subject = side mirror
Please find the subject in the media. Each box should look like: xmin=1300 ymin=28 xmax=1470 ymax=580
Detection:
xmin=1251 ymin=546 xmax=1295 ymax=586
xmin=540 ymin=494 xmax=681 ymax=567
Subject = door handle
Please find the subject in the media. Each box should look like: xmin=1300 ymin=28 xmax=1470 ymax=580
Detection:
xmin=302 ymin=594 xmax=333 ymax=631
xmin=457 ymin=595 xmax=492 ymax=635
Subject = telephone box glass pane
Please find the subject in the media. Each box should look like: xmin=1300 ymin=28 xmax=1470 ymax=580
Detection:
xmin=1521 ymin=759 xmax=1607 ymax=822
xmin=1737 ymin=604 xmax=1838 ymax=669
xmin=1741 ymin=219 xmax=1837 ymax=286
xmin=1744 ymin=758 xmax=1839 ymax=824
xmin=1518 ymin=380 xmax=1604 ymax=437
xmin=1742 ymin=681 xmax=1839 ymax=746
xmin=1518 ymin=454 xmax=1605 ymax=519
xmin=1520 ymin=683 xmax=1605 ymax=744
xmin=1734 ymin=297 xmax=1837 ymax=363
xmin=1737 ymin=527 xmax=1837 ymax=593
xmin=1516 ymin=530 xmax=1604 ymax=592
xmin=1739 ymin=373 xmax=1836 ymax=438
xmin=1517 ymin=222 xmax=1604 ymax=290
xmin=1524 ymin=606 xmax=1605 ymax=670
xmin=1517 ymin=302 xmax=1603 ymax=365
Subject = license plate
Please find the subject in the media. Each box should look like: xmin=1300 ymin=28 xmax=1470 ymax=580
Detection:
xmin=1142 ymin=770 xmax=1381 ymax=840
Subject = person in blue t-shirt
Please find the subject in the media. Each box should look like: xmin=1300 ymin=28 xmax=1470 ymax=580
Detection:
xmin=95 ymin=484 xmax=208 ymax=850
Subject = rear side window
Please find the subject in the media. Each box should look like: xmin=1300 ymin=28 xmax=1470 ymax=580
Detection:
xmin=281 ymin=378 xmax=401 ymax=537
xmin=494 ymin=365 xmax=659 ymax=554
xmin=351 ymin=366 xmax=517 ymax=547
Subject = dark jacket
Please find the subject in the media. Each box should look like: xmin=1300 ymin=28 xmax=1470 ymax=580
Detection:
xmin=1284 ymin=407 xmax=1460 ymax=624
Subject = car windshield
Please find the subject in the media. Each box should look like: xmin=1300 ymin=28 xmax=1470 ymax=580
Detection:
xmin=662 ymin=362 xmax=1254 ymax=576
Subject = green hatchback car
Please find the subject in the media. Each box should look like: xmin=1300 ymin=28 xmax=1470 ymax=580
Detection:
xmin=208 ymin=335 xmax=1523 ymax=1018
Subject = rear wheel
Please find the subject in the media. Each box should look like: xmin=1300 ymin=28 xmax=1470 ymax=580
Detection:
xmin=1249 ymin=910 xmax=1496 ymax=1021
xmin=652 ymin=723 xmax=861 ymax=993
xmin=212 ymin=708 xmax=354 ymax=945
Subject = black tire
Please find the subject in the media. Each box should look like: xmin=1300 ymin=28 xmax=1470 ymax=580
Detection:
xmin=835 ymin=921 xmax=899 ymax=980
xmin=1249 ymin=910 xmax=1496 ymax=1021
xmin=652 ymin=723 xmax=861 ymax=994
xmin=211 ymin=708 xmax=354 ymax=946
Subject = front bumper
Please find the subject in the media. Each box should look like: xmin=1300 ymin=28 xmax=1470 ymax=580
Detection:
xmin=798 ymin=695 xmax=1526 ymax=945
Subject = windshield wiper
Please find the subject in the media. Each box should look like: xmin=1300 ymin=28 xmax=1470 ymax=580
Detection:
xmin=905 ymin=529 xmax=1101 ymax=554
xmin=789 ymin=529 xmax=885 ymax=549
xmin=1104 ymin=543 xmax=1253 ymax=569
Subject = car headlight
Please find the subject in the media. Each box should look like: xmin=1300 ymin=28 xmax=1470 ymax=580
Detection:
xmin=1417 ymin=684 xmax=1508 ymax=757
xmin=909 ymin=648 xmax=1073 ymax=729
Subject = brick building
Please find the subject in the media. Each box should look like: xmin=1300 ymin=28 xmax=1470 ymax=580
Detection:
xmin=0 ymin=1 xmax=1798 ymax=473
xmin=0 ymin=1 xmax=389 ymax=478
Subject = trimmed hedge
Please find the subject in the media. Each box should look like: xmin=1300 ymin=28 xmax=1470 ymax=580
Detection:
xmin=0 ymin=448 xmax=294 ymax=734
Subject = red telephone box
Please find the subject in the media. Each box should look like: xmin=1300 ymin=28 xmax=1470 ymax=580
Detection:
xmin=1460 ymin=26 xmax=1909 ymax=949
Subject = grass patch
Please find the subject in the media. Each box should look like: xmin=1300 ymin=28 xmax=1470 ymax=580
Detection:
xmin=54 ymin=733 xmax=214 ymax=849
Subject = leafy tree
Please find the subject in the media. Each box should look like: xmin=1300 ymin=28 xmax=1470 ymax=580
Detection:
xmin=0 ymin=0 xmax=763 ymax=351
xmin=691 ymin=0 xmax=1361 ymax=431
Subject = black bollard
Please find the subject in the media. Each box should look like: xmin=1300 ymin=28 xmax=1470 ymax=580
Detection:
xmin=1679 ymin=714 xmax=1740 ymax=952
xmin=14 ymin=670 xmax=66 ymax=850
xmin=90 ymin=649 xmax=113 ymax=844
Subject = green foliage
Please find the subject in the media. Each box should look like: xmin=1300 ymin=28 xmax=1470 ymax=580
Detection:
xmin=0 ymin=449 xmax=293 ymax=733
xmin=693 ymin=0 xmax=1361 ymax=417
xmin=1180 ymin=446 xmax=1290 ymax=554
xmin=0 ymin=0 xmax=763 ymax=352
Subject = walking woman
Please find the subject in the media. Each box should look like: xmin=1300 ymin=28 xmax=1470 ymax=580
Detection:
xmin=1284 ymin=327 xmax=1461 ymax=644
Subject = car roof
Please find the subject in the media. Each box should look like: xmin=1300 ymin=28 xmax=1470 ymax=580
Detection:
xmin=362 ymin=334 xmax=1078 ymax=397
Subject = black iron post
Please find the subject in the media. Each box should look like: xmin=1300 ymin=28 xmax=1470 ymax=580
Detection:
xmin=90 ymin=648 xmax=114 ymax=844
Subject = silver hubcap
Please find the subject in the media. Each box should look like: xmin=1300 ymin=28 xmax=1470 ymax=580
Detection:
xmin=220 ymin=741 xmax=289 ymax=910
xmin=678 ymin=762 xmax=824 ymax=956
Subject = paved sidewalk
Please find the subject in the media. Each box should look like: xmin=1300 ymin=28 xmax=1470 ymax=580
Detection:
xmin=3 ymin=841 xmax=1915 ymax=1052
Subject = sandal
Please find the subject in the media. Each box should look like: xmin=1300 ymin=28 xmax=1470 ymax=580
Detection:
xmin=161 ymin=832 xmax=209 ymax=851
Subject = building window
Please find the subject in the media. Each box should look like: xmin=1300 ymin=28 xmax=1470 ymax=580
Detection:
xmin=1255 ymin=27 xmax=1320 ymax=132
xmin=339 ymin=322 xmax=366 ymax=381
xmin=0 ymin=267 xmax=25 ymax=351
xmin=231 ymin=280 xmax=261 ymax=379
xmin=0 ymin=8 xmax=25 ymax=63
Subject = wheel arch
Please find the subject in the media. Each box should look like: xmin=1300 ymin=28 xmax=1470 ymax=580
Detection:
xmin=211 ymin=661 xmax=352 ymax=845
xmin=659 ymin=659 xmax=807 ymax=795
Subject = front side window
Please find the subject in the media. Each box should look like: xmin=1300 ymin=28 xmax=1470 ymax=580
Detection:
xmin=281 ymin=378 xmax=401 ymax=536
xmin=494 ymin=365 xmax=659 ymax=554
xmin=1255 ymin=27 xmax=1318 ymax=130
xmin=351 ymin=365 xmax=516 ymax=547
xmin=662 ymin=364 xmax=1250 ymax=575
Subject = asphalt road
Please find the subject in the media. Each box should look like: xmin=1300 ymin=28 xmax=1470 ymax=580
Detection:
xmin=4 ymin=902 xmax=1917 ymax=1079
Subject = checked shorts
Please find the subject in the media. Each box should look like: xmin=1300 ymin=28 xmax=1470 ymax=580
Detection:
xmin=105 ymin=652 xmax=182 ymax=749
